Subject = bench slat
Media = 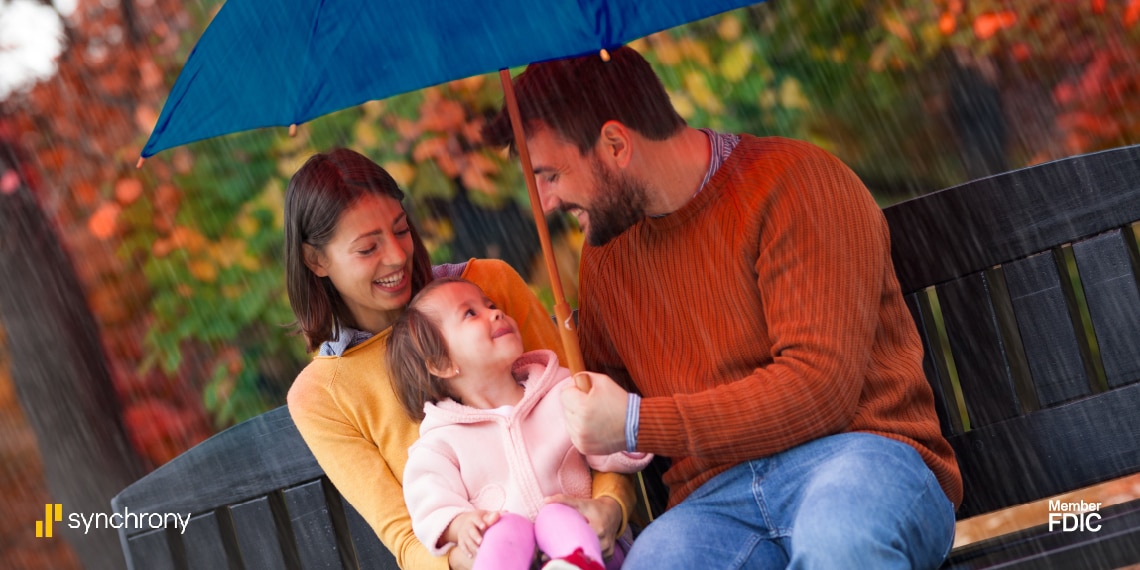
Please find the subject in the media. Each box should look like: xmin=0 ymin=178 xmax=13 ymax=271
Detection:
xmin=938 ymin=273 xmax=1023 ymax=427
xmin=945 ymin=499 xmax=1140 ymax=569
xmin=231 ymin=495 xmax=296 ymax=569
xmin=125 ymin=528 xmax=177 ymax=570
xmin=114 ymin=407 xmax=323 ymax=534
xmin=886 ymin=145 xmax=1140 ymax=293
xmin=284 ymin=480 xmax=347 ymax=570
xmin=1073 ymin=229 xmax=1140 ymax=389
xmin=183 ymin=511 xmax=236 ymax=570
xmin=1004 ymin=251 xmax=1093 ymax=407
xmin=951 ymin=380 xmax=1140 ymax=517
xmin=342 ymin=497 xmax=399 ymax=569
xmin=906 ymin=292 xmax=964 ymax=435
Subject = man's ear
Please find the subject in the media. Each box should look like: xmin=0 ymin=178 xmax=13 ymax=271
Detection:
xmin=598 ymin=120 xmax=633 ymax=169
xmin=302 ymin=243 xmax=329 ymax=277
xmin=426 ymin=360 xmax=458 ymax=379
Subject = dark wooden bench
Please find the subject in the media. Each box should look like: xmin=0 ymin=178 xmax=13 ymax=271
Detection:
xmin=886 ymin=144 xmax=1140 ymax=568
xmin=111 ymin=407 xmax=398 ymax=569
xmin=113 ymin=145 xmax=1140 ymax=569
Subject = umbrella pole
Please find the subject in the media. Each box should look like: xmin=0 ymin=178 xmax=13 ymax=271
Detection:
xmin=500 ymin=69 xmax=656 ymax=525
xmin=498 ymin=69 xmax=587 ymax=382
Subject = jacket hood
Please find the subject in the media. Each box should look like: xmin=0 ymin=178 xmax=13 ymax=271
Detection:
xmin=419 ymin=350 xmax=565 ymax=434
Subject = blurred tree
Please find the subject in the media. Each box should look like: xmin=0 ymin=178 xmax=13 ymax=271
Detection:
xmin=3 ymin=0 xmax=215 ymax=478
xmin=0 ymin=135 xmax=141 ymax=570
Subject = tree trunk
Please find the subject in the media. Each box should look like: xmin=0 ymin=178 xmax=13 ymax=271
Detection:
xmin=0 ymin=140 xmax=145 ymax=569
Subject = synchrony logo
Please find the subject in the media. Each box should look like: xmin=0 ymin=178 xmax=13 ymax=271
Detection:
xmin=35 ymin=504 xmax=63 ymax=538
xmin=34 ymin=504 xmax=191 ymax=537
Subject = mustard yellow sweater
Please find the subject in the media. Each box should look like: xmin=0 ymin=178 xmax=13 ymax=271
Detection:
xmin=288 ymin=258 xmax=633 ymax=569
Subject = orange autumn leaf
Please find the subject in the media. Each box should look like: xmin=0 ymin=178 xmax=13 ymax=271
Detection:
xmin=435 ymin=152 xmax=460 ymax=178
xmin=465 ymin=152 xmax=500 ymax=177
xmin=419 ymin=98 xmax=466 ymax=132
xmin=169 ymin=226 xmax=207 ymax=253
xmin=152 ymin=239 xmax=173 ymax=258
xmin=461 ymin=167 xmax=495 ymax=195
xmin=412 ymin=137 xmax=448 ymax=163
xmin=395 ymin=118 xmax=421 ymax=139
xmin=1127 ymin=0 xmax=1140 ymax=26
xmin=974 ymin=11 xmax=1017 ymax=40
xmin=139 ymin=58 xmax=164 ymax=90
xmin=115 ymin=178 xmax=144 ymax=205
xmin=189 ymin=260 xmax=218 ymax=283
xmin=939 ymin=13 xmax=957 ymax=35
xmin=89 ymin=202 xmax=122 ymax=239
xmin=73 ymin=181 xmax=99 ymax=206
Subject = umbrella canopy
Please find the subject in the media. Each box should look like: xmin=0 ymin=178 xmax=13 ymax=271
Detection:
xmin=142 ymin=0 xmax=759 ymax=158
xmin=141 ymin=0 xmax=761 ymax=378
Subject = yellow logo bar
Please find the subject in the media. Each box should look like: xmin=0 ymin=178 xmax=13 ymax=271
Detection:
xmin=35 ymin=504 xmax=62 ymax=538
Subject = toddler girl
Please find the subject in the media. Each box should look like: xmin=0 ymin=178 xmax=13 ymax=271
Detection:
xmin=388 ymin=277 xmax=650 ymax=570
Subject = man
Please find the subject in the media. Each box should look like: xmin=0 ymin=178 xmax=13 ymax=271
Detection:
xmin=483 ymin=46 xmax=961 ymax=569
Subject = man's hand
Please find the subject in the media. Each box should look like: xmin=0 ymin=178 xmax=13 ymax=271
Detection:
xmin=444 ymin=510 xmax=500 ymax=562
xmin=545 ymin=494 xmax=622 ymax=558
xmin=561 ymin=371 xmax=629 ymax=455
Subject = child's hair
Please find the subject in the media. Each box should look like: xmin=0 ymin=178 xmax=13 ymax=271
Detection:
xmin=387 ymin=276 xmax=471 ymax=421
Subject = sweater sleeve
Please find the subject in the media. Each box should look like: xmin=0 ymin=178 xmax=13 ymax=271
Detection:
xmin=404 ymin=440 xmax=472 ymax=557
xmin=466 ymin=258 xmax=636 ymax=526
xmin=637 ymin=145 xmax=889 ymax=460
xmin=288 ymin=374 xmax=447 ymax=570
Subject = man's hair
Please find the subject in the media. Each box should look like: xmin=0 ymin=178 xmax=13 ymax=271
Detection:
xmin=482 ymin=46 xmax=685 ymax=155
xmin=386 ymin=277 xmax=471 ymax=421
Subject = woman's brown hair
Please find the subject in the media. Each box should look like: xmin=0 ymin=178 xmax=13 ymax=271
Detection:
xmin=284 ymin=148 xmax=433 ymax=352
xmin=386 ymin=277 xmax=471 ymax=421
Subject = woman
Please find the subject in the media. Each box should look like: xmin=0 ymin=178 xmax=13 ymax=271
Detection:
xmin=283 ymin=148 xmax=634 ymax=570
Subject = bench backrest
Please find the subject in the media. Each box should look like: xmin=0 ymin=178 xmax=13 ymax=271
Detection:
xmin=883 ymin=144 xmax=1140 ymax=518
xmin=111 ymin=406 xmax=397 ymax=570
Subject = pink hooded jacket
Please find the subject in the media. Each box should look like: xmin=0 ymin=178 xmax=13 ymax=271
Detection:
xmin=403 ymin=350 xmax=651 ymax=556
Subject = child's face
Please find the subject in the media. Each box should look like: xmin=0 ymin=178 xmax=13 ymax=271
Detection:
xmin=421 ymin=281 xmax=524 ymax=377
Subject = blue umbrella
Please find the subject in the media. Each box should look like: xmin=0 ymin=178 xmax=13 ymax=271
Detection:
xmin=140 ymin=0 xmax=761 ymax=375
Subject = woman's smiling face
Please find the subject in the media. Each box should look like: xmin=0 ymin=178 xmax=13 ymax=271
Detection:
xmin=304 ymin=193 xmax=415 ymax=333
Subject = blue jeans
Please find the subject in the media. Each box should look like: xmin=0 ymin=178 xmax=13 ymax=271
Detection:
xmin=623 ymin=433 xmax=955 ymax=569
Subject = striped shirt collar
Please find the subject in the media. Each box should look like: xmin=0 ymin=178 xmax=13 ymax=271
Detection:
xmin=650 ymin=128 xmax=740 ymax=218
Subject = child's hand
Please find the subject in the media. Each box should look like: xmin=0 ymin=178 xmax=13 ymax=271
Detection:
xmin=445 ymin=510 xmax=501 ymax=559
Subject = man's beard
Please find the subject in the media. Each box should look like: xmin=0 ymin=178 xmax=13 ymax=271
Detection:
xmin=582 ymin=158 xmax=650 ymax=247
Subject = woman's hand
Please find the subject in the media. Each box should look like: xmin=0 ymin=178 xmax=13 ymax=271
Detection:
xmin=444 ymin=510 xmax=501 ymax=562
xmin=447 ymin=544 xmax=475 ymax=570
xmin=545 ymin=494 xmax=622 ymax=557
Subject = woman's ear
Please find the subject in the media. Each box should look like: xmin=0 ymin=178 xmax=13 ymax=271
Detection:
xmin=302 ymin=243 xmax=329 ymax=277
xmin=426 ymin=360 xmax=458 ymax=379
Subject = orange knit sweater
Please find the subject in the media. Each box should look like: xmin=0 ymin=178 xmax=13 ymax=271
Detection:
xmin=579 ymin=136 xmax=962 ymax=510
